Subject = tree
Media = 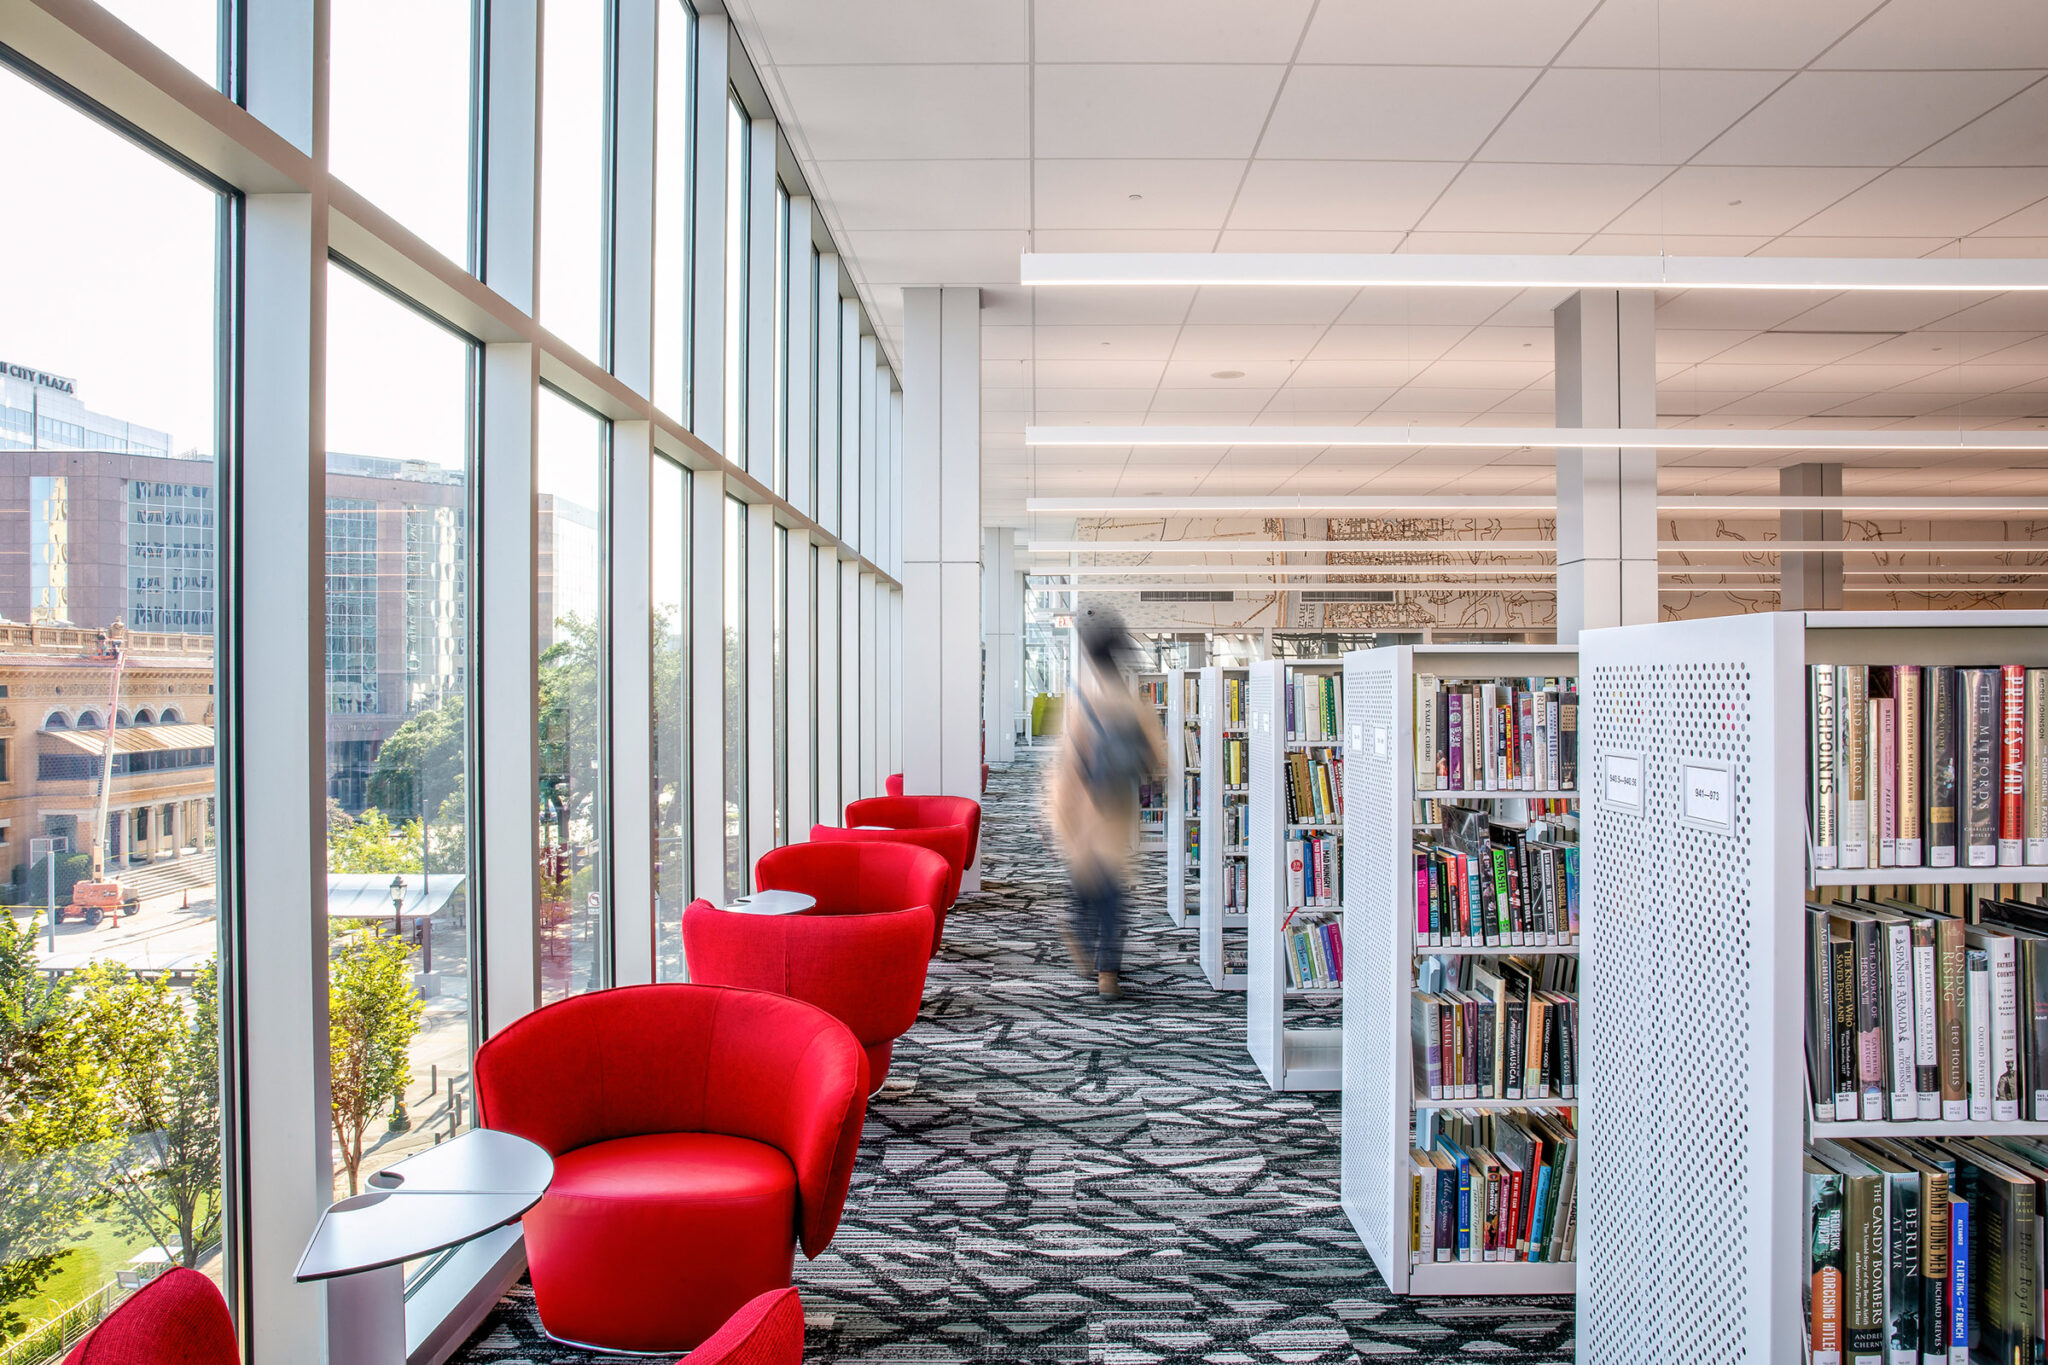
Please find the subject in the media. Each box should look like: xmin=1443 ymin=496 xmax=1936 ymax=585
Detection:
xmin=0 ymin=915 xmax=105 ymax=1336
xmin=327 ymin=808 xmax=425 ymax=876
xmin=66 ymin=961 xmax=221 ymax=1271
xmin=328 ymin=926 xmax=422 ymax=1196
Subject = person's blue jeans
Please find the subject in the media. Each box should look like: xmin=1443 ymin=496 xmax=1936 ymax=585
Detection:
xmin=1069 ymin=874 xmax=1126 ymax=974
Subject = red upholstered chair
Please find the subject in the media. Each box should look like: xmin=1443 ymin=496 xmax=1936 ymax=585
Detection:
xmin=680 ymin=1288 xmax=805 ymax=1365
xmin=754 ymin=841 xmax=952 ymax=955
xmin=885 ymin=773 xmax=904 ymax=796
xmin=808 ymin=823 xmax=966 ymax=915
xmin=844 ymin=794 xmax=983 ymax=872
xmin=683 ymin=899 xmax=932 ymax=1089
xmin=475 ymin=984 xmax=867 ymax=1355
xmin=62 ymin=1268 xmax=236 ymax=1365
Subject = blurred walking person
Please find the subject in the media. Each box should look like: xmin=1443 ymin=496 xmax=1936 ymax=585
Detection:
xmin=1045 ymin=615 xmax=1165 ymax=1000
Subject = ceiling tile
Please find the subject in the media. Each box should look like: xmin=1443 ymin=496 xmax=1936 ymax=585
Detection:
xmin=1749 ymin=235 xmax=1959 ymax=258
xmin=1028 ymin=325 xmax=1184 ymax=360
xmin=1652 ymin=291 xmax=1838 ymax=329
xmin=1478 ymin=69 xmax=1784 ymax=164
xmin=982 ymin=326 xmax=1035 ymax=360
xmin=1263 ymin=387 xmax=1399 ymax=411
xmin=1159 ymin=359 xmax=1301 ymax=387
xmin=774 ymin=65 xmax=1029 ymax=160
xmin=1694 ymin=71 xmax=2036 ymax=167
xmin=1795 ymin=168 xmax=2048 ymax=238
xmin=1558 ymin=0 xmax=1878 ymax=68
xmin=1400 ymin=230 xmax=1593 ymax=252
xmin=1033 ymin=159 xmax=1247 ymax=229
xmin=1408 ymin=359 xmax=1554 ymax=387
xmin=1341 ymin=289 xmax=1525 ymax=325
xmin=1580 ymin=232 xmax=1777 ymax=254
xmin=1228 ymin=160 xmax=1459 ymax=231
xmin=1604 ymin=165 xmax=1881 ymax=236
xmin=1418 ymin=163 xmax=1667 ymax=233
xmin=1437 ymin=326 xmax=1558 ymax=360
xmin=747 ymin=0 xmax=1027 ymax=64
xmin=1301 ymin=0 xmax=1600 ymax=65
xmin=1170 ymin=324 xmax=1329 ymax=362
xmin=1034 ymin=0 xmax=1314 ymax=62
xmin=1214 ymin=230 xmax=1409 ymax=251
xmin=1910 ymin=81 xmax=2048 ymax=168
xmin=1148 ymin=388 xmax=1276 ymax=412
xmin=812 ymin=159 xmax=1029 ymax=230
xmin=1816 ymin=0 xmax=2048 ymax=69
xmin=1709 ymin=332 xmax=1895 ymax=364
xmin=843 ymin=229 xmax=1027 ymax=284
xmin=1288 ymin=359 xmax=1435 ymax=387
xmin=1034 ymin=65 xmax=1286 ymax=158
xmin=1031 ymin=359 xmax=1167 ymax=388
xmin=1260 ymin=66 xmax=1539 ymax=161
xmin=1311 ymin=325 xmax=1472 ymax=360
xmin=983 ymin=357 xmax=1034 ymax=388
xmin=1028 ymin=229 xmax=1221 ymax=251
xmin=1182 ymin=288 xmax=1358 ymax=325
xmin=1031 ymin=288 xmax=1199 ymax=325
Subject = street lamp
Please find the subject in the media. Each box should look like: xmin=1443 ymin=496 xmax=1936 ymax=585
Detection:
xmin=388 ymin=873 xmax=411 ymax=1135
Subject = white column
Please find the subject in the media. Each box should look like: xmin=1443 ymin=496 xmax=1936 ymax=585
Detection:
xmin=746 ymin=500 xmax=776 ymax=867
xmin=814 ymin=544 xmax=841 ymax=824
xmin=688 ymin=14 xmax=731 ymax=442
xmin=1554 ymin=289 xmax=1658 ymax=642
xmin=1779 ymin=463 xmax=1844 ymax=610
xmin=690 ymin=469 xmax=727 ymax=898
xmin=839 ymin=556 xmax=860 ymax=811
xmin=610 ymin=421 xmax=655 ymax=986
xmin=785 ymin=528 xmax=813 ymax=838
xmin=901 ymin=288 xmax=983 ymax=874
xmin=982 ymin=527 xmax=1019 ymax=764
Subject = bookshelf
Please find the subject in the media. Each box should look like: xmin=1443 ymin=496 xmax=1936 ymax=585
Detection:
xmin=1575 ymin=610 xmax=2048 ymax=1365
xmin=1165 ymin=667 xmax=1201 ymax=929
xmin=1199 ymin=666 xmax=1250 ymax=990
xmin=1136 ymin=671 xmax=1168 ymax=850
xmin=1247 ymin=659 xmax=1346 ymax=1092
xmin=1337 ymin=643 xmax=1580 ymax=1297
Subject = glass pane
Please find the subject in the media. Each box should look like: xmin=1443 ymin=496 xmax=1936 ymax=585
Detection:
xmin=722 ymin=95 xmax=748 ymax=465
xmin=652 ymin=0 xmax=695 ymax=419
xmin=323 ymin=265 xmax=474 ymax=1201
xmin=651 ymin=457 xmax=689 ymax=979
xmin=721 ymin=496 xmax=745 ymax=900
xmin=772 ymin=525 xmax=788 ymax=845
xmin=98 ymin=0 xmax=218 ymax=87
xmin=330 ymin=0 xmax=475 ymax=267
xmin=808 ymin=543 xmax=820 ymax=829
xmin=808 ymin=248 xmax=822 ymax=516
xmin=537 ymin=390 xmax=608 ymax=1003
xmin=540 ymin=0 xmax=609 ymax=360
xmin=0 ymin=67 xmax=226 ymax=1337
xmin=772 ymin=183 xmax=789 ymax=499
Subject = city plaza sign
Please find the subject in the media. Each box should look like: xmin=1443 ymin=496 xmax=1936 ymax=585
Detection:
xmin=1 ymin=362 xmax=76 ymax=395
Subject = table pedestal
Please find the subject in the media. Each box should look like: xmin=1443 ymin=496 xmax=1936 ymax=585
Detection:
xmin=326 ymin=1263 xmax=405 ymax=1365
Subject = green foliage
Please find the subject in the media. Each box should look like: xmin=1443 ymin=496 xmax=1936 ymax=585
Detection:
xmin=19 ymin=853 xmax=95 ymax=907
xmin=328 ymin=927 xmax=422 ymax=1196
xmin=327 ymin=808 xmax=426 ymax=876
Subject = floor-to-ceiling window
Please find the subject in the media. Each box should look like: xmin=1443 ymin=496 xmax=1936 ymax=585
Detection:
xmin=329 ymin=0 xmax=474 ymax=266
xmin=651 ymin=457 xmax=689 ymax=978
xmin=322 ymin=263 xmax=476 ymax=1201
xmin=772 ymin=182 xmax=790 ymax=500
xmin=808 ymin=542 xmax=821 ymax=828
xmin=722 ymin=496 xmax=746 ymax=898
xmin=772 ymin=524 xmax=788 ymax=845
xmin=722 ymin=93 xmax=749 ymax=466
xmin=0 ymin=62 xmax=226 ymax=1344
xmin=536 ymin=390 xmax=609 ymax=1004
xmin=652 ymin=0 xmax=695 ymax=420
xmin=540 ymin=0 xmax=611 ymax=362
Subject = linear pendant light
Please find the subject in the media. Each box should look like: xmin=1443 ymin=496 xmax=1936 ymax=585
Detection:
xmin=1028 ymin=539 xmax=1559 ymax=554
xmin=1025 ymin=425 xmax=2048 ymax=453
xmin=1018 ymin=253 xmax=2048 ymax=293
xmin=1025 ymin=495 xmax=2048 ymax=515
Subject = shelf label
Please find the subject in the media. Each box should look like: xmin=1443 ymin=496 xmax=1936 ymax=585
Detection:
xmin=1371 ymin=725 xmax=1386 ymax=757
xmin=1603 ymin=751 xmax=1644 ymax=813
xmin=1680 ymin=759 xmax=1733 ymax=832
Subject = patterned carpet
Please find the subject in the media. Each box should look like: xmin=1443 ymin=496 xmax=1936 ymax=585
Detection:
xmin=450 ymin=752 xmax=1575 ymax=1363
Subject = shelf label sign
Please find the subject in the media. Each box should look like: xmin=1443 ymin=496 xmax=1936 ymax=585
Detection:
xmin=1603 ymin=751 xmax=1644 ymax=813
xmin=1680 ymin=759 xmax=1733 ymax=833
xmin=1370 ymin=725 xmax=1386 ymax=757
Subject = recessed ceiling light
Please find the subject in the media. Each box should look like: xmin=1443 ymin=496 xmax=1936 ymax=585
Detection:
xmin=1728 ymin=199 xmax=1743 ymax=206
xmin=1211 ymin=369 xmax=1245 ymax=379
xmin=1128 ymin=193 xmax=1143 ymax=201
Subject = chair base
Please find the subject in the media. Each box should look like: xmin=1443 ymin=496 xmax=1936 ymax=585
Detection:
xmin=540 ymin=1325 xmax=678 ymax=1357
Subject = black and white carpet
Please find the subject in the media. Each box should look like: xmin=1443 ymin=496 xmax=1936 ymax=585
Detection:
xmin=452 ymin=753 xmax=1575 ymax=1363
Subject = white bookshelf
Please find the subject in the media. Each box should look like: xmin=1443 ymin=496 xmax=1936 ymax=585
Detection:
xmin=1575 ymin=609 xmax=2048 ymax=1365
xmin=1199 ymin=666 xmax=1250 ymax=991
xmin=1247 ymin=659 xmax=1345 ymax=1092
xmin=1136 ymin=670 xmax=1168 ymax=851
xmin=1337 ymin=643 xmax=1581 ymax=1297
xmin=1165 ymin=668 xmax=1200 ymax=929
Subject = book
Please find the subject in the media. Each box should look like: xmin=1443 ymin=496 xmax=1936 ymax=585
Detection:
xmin=1810 ymin=1154 xmax=1847 ymax=1365
xmin=1814 ymin=1139 xmax=1888 ymax=1365
xmin=1897 ymin=665 xmax=1924 ymax=868
xmin=1875 ymin=673 xmax=1897 ymax=867
xmin=1815 ymin=666 xmax=1841 ymax=869
xmin=1842 ymin=666 xmax=1871 ymax=871
xmin=1961 ymin=668 xmax=2000 ymax=869
xmin=1811 ymin=905 xmax=1841 ymax=1121
xmin=1851 ymin=1142 xmax=1922 ymax=1365
xmin=2000 ymin=663 xmax=2026 ymax=866
xmin=2029 ymin=670 xmax=2048 ymax=866
xmin=1926 ymin=665 xmax=1959 ymax=869
xmin=1968 ymin=948 xmax=1993 ymax=1123
xmin=1949 ymin=1195 xmax=1967 ymax=1365
xmin=1965 ymin=926 xmax=2022 ymax=1122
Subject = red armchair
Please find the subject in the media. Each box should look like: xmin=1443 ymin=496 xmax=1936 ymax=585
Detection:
xmin=754 ymin=841 xmax=952 ymax=954
xmin=683 ymin=899 xmax=932 ymax=1088
xmin=844 ymin=795 xmax=983 ymax=871
xmin=809 ymin=823 xmax=967 ymax=914
xmin=62 ymin=1268 xmax=235 ymax=1365
xmin=886 ymin=772 xmax=904 ymax=796
xmin=686 ymin=1288 xmax=805 ymax=1365
xmin=474 ymin=984 xmax=867 ymax=1354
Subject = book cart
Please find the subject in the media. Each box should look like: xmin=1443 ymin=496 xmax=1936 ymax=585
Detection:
xmin=1338 ymin=643 xmax=1581 ymax=1296
xmin=1136 ymin=671 xmax=1168 ymax=850
xmin=1575 ymin=610 xmax=2048 ymax=1365
xmin=1199 ymin=666 xmax=1251 ymax=990
xmin=1165 ymin=668 xmax=1201 ymax=929
xmin=1247 ymin=659 xmax=1346 ymax=1091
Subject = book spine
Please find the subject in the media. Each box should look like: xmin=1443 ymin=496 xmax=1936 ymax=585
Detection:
xmin=1448 ymin=695 xmax=1464 ymax=792
xmin=1912 ymin=918 xmax=1940 ymax=1119
xmin=1927 ymin=665 xmax=1958 ymax=868
xmin=1842 ymin=666 xmax=1870 ymax=870
xmin=1845 ymin=1172 xmax=1884 ymax=1365
xmin=1879 ymin=696 xmax=1897 ymax=867
xmin=1990 ymin=935 xmax=2020 ymax=1122
xmin=1855 ymin=918 xmax=1885 ymax=1120
xmin=1810 ymin=1166 xmax=1845 ymax=1365
xmin=1418 ymin=675 xmax=1437 ymax=792
xmin=1884 ymin=1171 xmax=1920 ymax=1365
xmin=1560 ymin=690 xmax=1578 ymax=790
xmin=1937 ymin=916 xmax=1967 ymax=1120
xmin=1963 ymin=669 xmax=2000 ymax=868
xmin=2001 ymin=663 xmax=2027 ymax=865
xmin=1948 ymin=1196 xmax=1967 ymax=1365
xmin=1969 ymin=951 xmax=1992 ymax=1122
xmin=1814 ymin=666 xmax=1841 ymax=869
xmin=1886 ymin=920 xmax=1917 ymax=1120
xmin=1810 ymin=909 xmax=1838 ymax=1121
xmin=2028 ymin=938 xmax=2048 ymax=1122
xmin=2031 ymin=669 xmax=2048 ymax=866
xmin=1898 ymin=665 xmax=1923 ymax=866
xmin=1834 ymin=935 xmax=1862 ymax=1117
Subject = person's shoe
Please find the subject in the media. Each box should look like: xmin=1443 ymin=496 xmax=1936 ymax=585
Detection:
xmin=1097 ymin=971 xmax=1122 ymax=1000
xmin=1060 ymin=928 xmax=1091 ymax=980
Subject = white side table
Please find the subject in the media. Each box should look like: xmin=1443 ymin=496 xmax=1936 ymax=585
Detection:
xmin=297 ymin=1128 xmax=552 ymax=1365
xmin=723 ymin=889 xmax=818 ymax=916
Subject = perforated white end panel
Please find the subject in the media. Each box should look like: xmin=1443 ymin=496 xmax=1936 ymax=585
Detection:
xmin=1166 ymin=669 xmax=1188 ymax=925
xmin=1246 ymin=662 xmax=1282 ymax=1086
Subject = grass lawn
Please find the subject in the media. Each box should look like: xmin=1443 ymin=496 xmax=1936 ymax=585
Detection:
xmin=1 ymin=1212 xmax=155 ymax=1338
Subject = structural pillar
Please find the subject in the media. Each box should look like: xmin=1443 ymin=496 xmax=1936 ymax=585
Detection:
xmin=1554 ymin=290 xmax=1658 ymax=642
xmin=1778 ymin=462 xmax=1844 ymax=610
xmin=902 ymin=287 xmax=983 ymax=882
xmin=982 ymin=527 xmax=1021 ymax=765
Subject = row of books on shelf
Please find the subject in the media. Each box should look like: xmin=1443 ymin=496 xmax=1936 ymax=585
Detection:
xmin=1415 ymin=676 xmax=1578 ymax=794
xmin=1804 ymin=1134 xmax=2048 ymax=1365
xmin=1285 ymin=671 xmax=1343 ymax=743
xmin=1139 ymin=677 xmax=1167 ymax=708
xmin=1181 ymin=673 xmax=1199 ymax=717
xmin=1139 ymin=777 xmax=1164 ymax=814
xmin=1412 ymin=954 xmax=1579 ymax=1102
xmin=1415 ymin=807 xmax=1579 ymax=946
xmin=1286 ymin=830 xmax=1341 ymax=909
xmin=1221 ymin=799 xmax=1248 ymax=851
xmin=1808 ymin=663 xmax=2048 ymax=873
xmin=1409 ymin=1108 xmax=1577 ymax=1266
xmin=1181 ymin=724 xmax=1201 ymax=770
xmin=1286 ymin=749 xmax=1344 ymax=825
xmin=1806 ymin=896 xmax=2048 ymax=1126
xmin=1183 ymin=823 xmax=1199 ymax=871
xmin=1221 ymin=858 xmax=1247 ymax=910
xmin=1223 ymin=674 xmax=1247 ymax=728
xmin=1415 ymin=797 xmax=1576 ymax=826
xmin=1282 ymin=910 xmax=1342 ymax=989
xmin=1182 ymin=773 xmax=1200 ymax=811
xmin=1223 ymin=735 xmax=1249 ymax=789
